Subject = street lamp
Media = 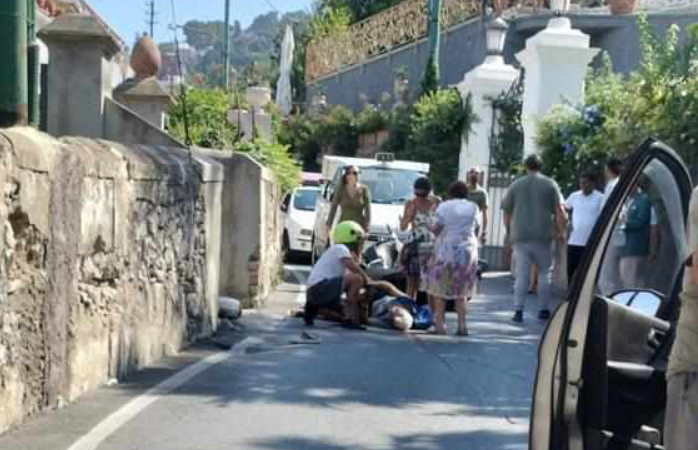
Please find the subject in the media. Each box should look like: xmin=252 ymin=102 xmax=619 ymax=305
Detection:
xmin=550 ymin=0 xmax=571 ymax=16
xmin=485 ymin=17 xmax=508 ymax=64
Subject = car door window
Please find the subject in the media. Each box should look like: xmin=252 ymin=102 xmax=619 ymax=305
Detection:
xmin=597 ymin=158 xmax=689 ymax=315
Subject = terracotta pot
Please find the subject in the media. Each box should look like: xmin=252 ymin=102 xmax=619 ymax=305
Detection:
xmin=131 ymin=36 xmax=162 ymax=79
xmin=610 ymin=0 xmax=639 ymax=14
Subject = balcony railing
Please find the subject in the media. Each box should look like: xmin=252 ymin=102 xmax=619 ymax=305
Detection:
xmin=305 ymin=0 xmax=482 ymax=83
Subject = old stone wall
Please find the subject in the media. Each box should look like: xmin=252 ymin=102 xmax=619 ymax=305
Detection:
xmin=0 ymin=128 xmax=222 ymax=434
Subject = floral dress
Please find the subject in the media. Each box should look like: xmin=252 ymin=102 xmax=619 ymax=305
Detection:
xmin=424 ymin=199 xmax=479 ymax=299
xmin=402 ymin=207 xmax=436 ymax=277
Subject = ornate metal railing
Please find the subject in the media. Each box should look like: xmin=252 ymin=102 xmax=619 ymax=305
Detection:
xmin=305 ymin=0 xmax=482 ymax=83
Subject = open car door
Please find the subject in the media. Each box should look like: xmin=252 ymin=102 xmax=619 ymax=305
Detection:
xmin=530 ymin=139 xmax=693 ymax=450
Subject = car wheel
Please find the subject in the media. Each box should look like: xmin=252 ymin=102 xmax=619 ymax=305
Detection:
xmin=311 ymin=235 xmax=320 ymax=265
xmin=283 ymin=231 xmax=292 ymax=262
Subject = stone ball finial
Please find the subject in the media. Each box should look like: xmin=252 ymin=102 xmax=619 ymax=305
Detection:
xmin=131 ymin=36 xmax=161 ymax=79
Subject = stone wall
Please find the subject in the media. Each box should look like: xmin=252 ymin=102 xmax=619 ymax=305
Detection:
xmin=103 ymin=98 xmax=185 ymax=148
xmin=0 ymin=127 xmax=222 ymax=434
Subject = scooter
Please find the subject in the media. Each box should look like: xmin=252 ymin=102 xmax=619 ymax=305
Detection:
xmin=361 ymin=226 xmax=407 ymax=292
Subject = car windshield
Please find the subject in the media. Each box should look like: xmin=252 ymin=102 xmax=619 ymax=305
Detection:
xmin=293 ymin=189 xmax=319 ymax=211
xmin=360 ymin=167 xmax=424 ymax=205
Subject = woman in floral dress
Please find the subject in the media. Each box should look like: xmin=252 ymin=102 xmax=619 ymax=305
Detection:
xmin=399 ymin=177 xmax=439 ymax=300
xmin=424 ymin=181 xmax=480 ymax=336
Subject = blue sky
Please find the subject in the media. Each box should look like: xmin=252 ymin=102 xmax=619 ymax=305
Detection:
xmin=88 ymin=0 xmax=315 ymax=45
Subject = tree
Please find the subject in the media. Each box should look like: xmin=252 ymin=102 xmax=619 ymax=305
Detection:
xmin=420 ymin=57 xmax=439 ymax=97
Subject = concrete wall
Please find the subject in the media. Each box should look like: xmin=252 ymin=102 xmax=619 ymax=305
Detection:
xmin=199 ymin=150 xmax=283 ymax=308
xmin=309 ymin=12 xmax=698 ymax=111
xmin=44 ymin=42 xmax=111 ymax=138
xmin=0 ymin=127 xmax=223 ymax=435
xmin=104 ymin=98 xmax=185 ymax=148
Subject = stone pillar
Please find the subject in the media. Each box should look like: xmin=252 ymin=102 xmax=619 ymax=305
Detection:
xmin=113 ymin=36 xmax=174 ymax=130
xmin=516 ymin=16 xmax=600 ymax=157
xmin=457 ymin=55 xmax=519 ymax=189
xmin=38 ymin=14 xmax=122 ymax=138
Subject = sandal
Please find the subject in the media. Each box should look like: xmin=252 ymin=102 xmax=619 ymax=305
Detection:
xmin=457 ymin=328 xmax=469 ymax=337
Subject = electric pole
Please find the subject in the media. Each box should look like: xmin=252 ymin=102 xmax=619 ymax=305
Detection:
xmin=146 ymin=1 xmax=157 ymax=37
xmin=223 ymin=0 xmax=231 ymax=90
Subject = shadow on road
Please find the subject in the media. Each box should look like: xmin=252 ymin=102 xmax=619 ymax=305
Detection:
xmin=249 ymin=430 xmax=528 ymax=450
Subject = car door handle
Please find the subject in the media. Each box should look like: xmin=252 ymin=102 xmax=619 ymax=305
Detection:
xmin=647 ymin=329 xmax=662 ymax=350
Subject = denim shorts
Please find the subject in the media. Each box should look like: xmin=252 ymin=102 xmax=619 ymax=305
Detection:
xmin=306 ymin=277 xmax=344 ymax=309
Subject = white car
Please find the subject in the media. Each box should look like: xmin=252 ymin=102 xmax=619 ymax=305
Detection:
xmin=281 ymin=186 xmax=320 ymax=256
xmin=311 ymin=154 xmax=430 ymax=262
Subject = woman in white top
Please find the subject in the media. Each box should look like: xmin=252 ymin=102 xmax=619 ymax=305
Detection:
xmin=424 ymin=181 xmax=480 ymax=336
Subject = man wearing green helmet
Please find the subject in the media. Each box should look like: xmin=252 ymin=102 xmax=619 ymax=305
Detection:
xmin=304 ymin=221 xmax=373 ymax=328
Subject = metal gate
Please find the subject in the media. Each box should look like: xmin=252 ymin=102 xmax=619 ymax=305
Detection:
xmin=481 ymin=168 xmax=516 ymax=271
xmin=480 ymin=79 xmax=521 ymax=271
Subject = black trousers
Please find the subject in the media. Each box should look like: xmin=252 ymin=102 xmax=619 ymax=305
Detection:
xmin=568 ymin=245 xmax=587 ymax=282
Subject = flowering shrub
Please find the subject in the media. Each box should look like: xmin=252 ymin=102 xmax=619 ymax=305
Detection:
xmin=537 ymin=15 xmax=698 ymax=191
xmin=538 ymin=104 xmax=608 ymax=194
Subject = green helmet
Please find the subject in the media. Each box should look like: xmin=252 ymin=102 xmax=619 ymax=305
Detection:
xmin=333 ymin=221 xmax=366 ymax=244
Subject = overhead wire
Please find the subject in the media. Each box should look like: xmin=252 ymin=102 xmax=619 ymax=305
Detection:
xmin=169 ymin=0 xmax=194 ymax=163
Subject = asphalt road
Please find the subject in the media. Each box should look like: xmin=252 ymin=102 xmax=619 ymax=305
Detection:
xmin=0 ymin=265 xmax=548 ymax=450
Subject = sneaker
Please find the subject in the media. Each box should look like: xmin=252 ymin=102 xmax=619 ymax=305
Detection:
xmin=538 ymin=309 xmax=551 ymax=321
xmin=303 ymin=314 xmax=315 ymax=327
xmin=512 ymin=310 xmax=524 ymax=323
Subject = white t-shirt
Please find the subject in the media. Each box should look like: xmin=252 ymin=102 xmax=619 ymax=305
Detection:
xmin=307 ymin=244 xmax=352 ymax=287
xmin=601 ymin=177 xmax=619 ymax=209
xmin=566 ymin=190 xmax=603 ymax=247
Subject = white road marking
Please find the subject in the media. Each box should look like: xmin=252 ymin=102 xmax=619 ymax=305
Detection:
xmin=66 ymin=337 xmax=261 ymax=450
xmin=67 ymin=265 xmax=310 ymax=450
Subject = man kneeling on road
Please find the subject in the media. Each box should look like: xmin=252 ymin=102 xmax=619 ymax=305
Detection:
xmin=304 ymin=221 xmax=372 ymax=329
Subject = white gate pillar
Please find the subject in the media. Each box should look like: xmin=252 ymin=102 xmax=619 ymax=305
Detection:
xmin=516 ymin=16 xmax=600 ymax=157
xmin=457 ymin=54 xmax=519 ymax=189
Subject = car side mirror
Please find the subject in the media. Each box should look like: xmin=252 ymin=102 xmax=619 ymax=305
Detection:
xmin=611 ymin=290 xmax=663 ymax=317
xmin=280 ymin=203 xmax=288 ymax=213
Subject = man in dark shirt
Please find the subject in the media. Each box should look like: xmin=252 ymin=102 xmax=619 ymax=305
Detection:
xmin=466 ymin=167 xmax=489 ymax=243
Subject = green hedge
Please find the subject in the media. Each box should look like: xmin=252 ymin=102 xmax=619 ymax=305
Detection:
xmin=537 ymin=15 xmax=698 ymax=193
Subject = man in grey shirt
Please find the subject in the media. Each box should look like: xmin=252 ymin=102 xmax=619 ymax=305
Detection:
xmin=502 ymin=155 xmax=566 ymax=323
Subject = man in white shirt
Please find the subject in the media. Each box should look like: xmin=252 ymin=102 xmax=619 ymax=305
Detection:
xmin=566 ymin=173 xmax=604 ymax=281
xmin=599 ymin=157 xmax=624 ymax=295
xmin=601 ymin=157 xmax=623 ymax=209
xmin=304 ymin=221 xmax=372 ymax=328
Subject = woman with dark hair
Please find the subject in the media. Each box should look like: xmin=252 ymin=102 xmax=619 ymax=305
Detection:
xmin=327 ymin=165 xmax=372 ymax=232
xmin=424 ymin=181 xmax=480 ymax=336
xmin=399 ymin=177 xmax=440 ymax=300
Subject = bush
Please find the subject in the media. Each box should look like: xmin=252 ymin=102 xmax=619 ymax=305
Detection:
xmin=406 ymin=88 xmax=477 ymax=194
xmin=279 ymin=88 xmax=478 ymax=193
xmin=278 ymin=105 xmax=359 ymax=170
xmin=538 ymin=104 xmax=608 ymax=195
xmin=168 ymin=87 xmax=240 ymax=149
xmin=355 ymin=103 xmax=390 ymax=134
xmin=537 ymin=15 xmax=698 ymax=191
xmin=236 ymin=139 xmax=302 ymax=193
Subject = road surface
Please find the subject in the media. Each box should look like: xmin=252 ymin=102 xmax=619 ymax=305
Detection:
xmin=0 ymin=265 xmax=547 ymax=450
